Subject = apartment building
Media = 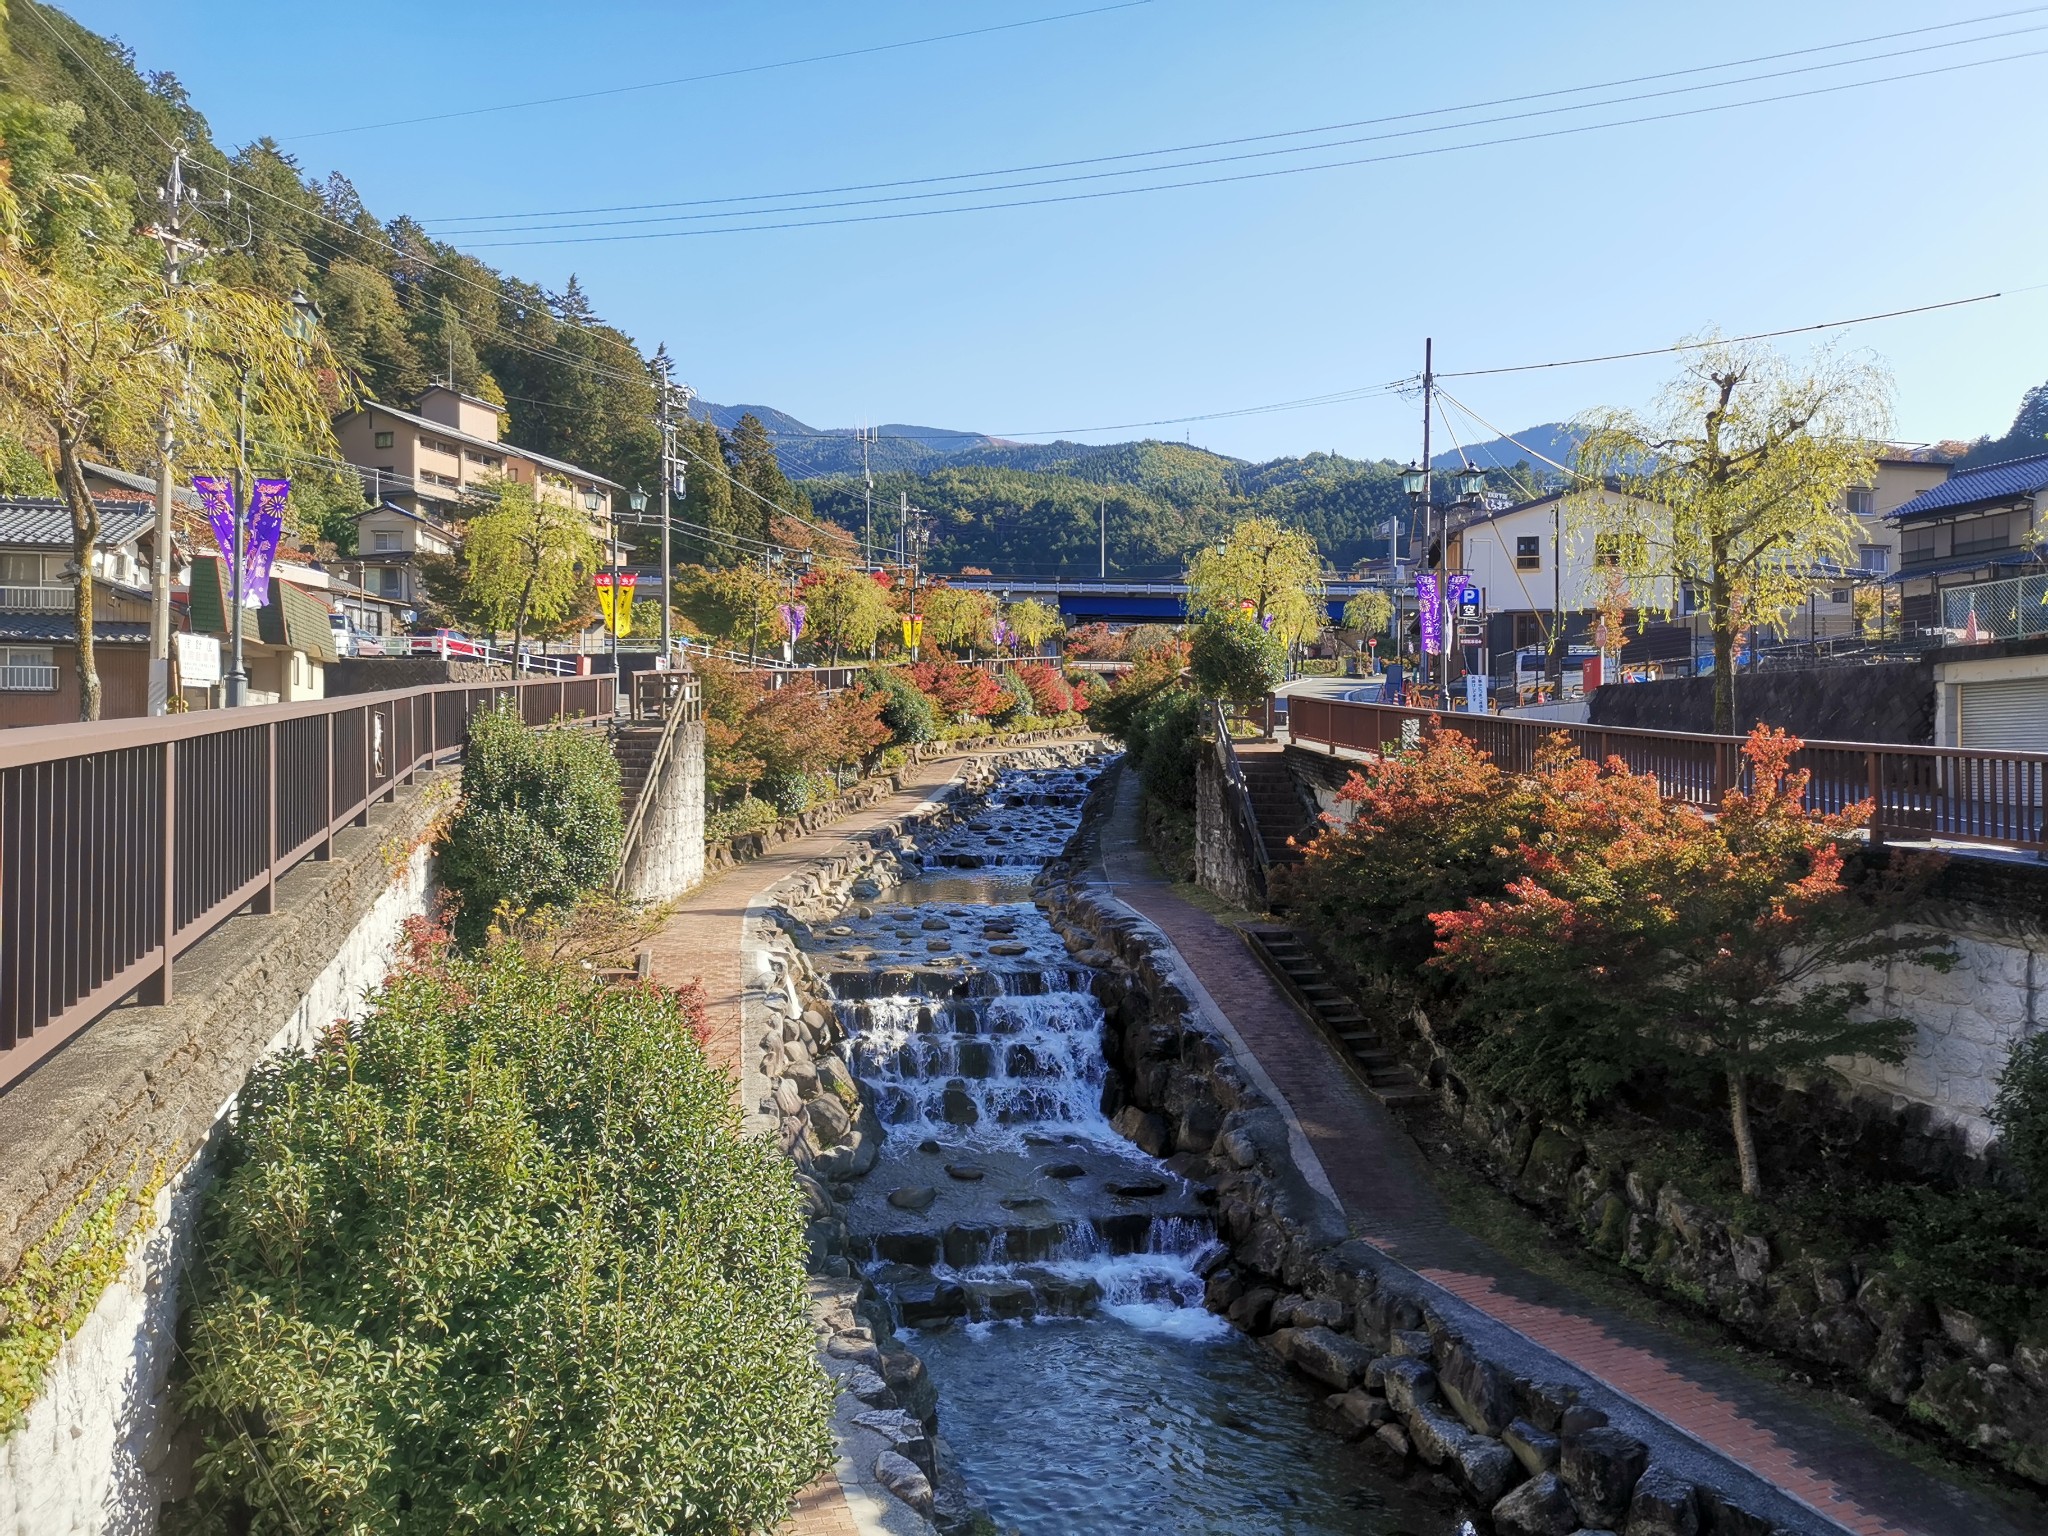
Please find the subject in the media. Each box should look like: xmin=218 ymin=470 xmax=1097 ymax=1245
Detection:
xmin=0 ymin=499 xmax=160 ymax=725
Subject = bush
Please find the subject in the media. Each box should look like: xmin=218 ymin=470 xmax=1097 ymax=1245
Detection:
xmin=705 ymin=797 xmax=780 ymax=842
xmin=1994 ymin=1031 xmax=2048 ymax=1203
xmin=439 ymin=705 xmax=622 ymax=943
xmin=869 ymin=667 xmax=938 ymax=745
xmin=175 ymin=930 xmax=832 ymax=1534
xmin=908 ymin=659 xmax=1005 ymax=718
xmin=1188 ymin=614 xmax=1284 ymax=708
xmin=1015 ymin=661 xmax=1082 ymax=716
xmin=762 ymin=769 xmax=813 ymax=816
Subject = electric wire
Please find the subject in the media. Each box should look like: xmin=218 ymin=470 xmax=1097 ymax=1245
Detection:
xmin=283 ymin=1 xmax=1158 ymax=142
xmin=435 ymin=20 xmax=2048 ymax=237
xmin=425 ymin=5 xmax=2048 ymax=225
xmin=457 ymin=47 xmax=2048 ymax=245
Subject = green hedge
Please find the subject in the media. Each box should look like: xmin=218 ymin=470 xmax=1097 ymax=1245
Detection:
xmin=439 ymin=705 xmax=622 ymax=943
xmin=174 ymin=933 xmax=832 ymax=1535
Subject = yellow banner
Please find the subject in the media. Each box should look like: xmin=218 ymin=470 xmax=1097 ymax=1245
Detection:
xmin=595 ymin=573 xmax=638 ymax=637
xmin=900 ymin=614 xmax=924 ymax=649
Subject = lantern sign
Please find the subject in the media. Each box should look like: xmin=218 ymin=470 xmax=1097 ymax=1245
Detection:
xmin=1415 ymin=573 xmax=1443 ymax=655
xmin=777 ymin=602 xmax=806 ymax=642
xmin=901 ymin=614 xmax=925 ymax=649
xmin=594 ymin=571 xmax=639 ymax=636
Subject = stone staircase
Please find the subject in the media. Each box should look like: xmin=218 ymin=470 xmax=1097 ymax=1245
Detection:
xmin=1241 ymin=923 xmax=1431 ymax=1110
xmin=613 ymin=724 xmax=664 ymax=822
xmin=1236 ymin=745 xmax=1312 ymax=866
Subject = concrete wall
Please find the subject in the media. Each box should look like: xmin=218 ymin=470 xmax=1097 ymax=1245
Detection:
xmin=0 ymin=786 xmax=443 ymax=1535
xmin=1194 ymin=744 xmax=1266 ymax=911
xmin=618 ymin=720 xmax=706 ymax=902
xmin=327 ymin=655 xmax=503 ymax=694
xmin=1587 ymin=659 xmax=1936 ymax=744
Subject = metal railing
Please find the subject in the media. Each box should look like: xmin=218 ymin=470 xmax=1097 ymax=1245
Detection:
xmin=1279 ymin=695 xmax=2048 ymax=854
xmin=613 ymin=670 xmax=705 ymax=894
xmin=1211 ymin=701 xmax=1269 ymax=880
xmin=0 ymin=585 xmax=71 ymax=612
xmin=0 ymin=674 xmax=614 ymax=1091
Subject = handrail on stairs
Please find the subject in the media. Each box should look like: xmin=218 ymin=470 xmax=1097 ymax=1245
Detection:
xmin=1212 ymin=699 xmax=1270 ymax=878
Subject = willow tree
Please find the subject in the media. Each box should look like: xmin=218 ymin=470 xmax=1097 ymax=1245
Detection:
xmin=1004 ymin=597 xmax=1063 ymax=654
xmin=458 ymin=481 xmax=601 ymax=668
xmin=1572 ymin=342 xmax=1889 ymax=733
xmin=1186 ymin=516 xmax=1325 ymax=646
xmin=0 ymin=98 xmax=339 ymax=718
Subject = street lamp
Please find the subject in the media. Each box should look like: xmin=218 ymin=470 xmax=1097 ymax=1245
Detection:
xmin=1403 ymin=457 xmax=1489 ymax=701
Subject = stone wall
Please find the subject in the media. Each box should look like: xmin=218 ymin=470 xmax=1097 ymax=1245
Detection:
xmin=326 ymin=655 xmax=502 ymax=694
xmin=618 ymin=719 xmax=706 ymax=902
xmin=1193 ymin=742 xmax=1265 ymax=911
xmin=0 ymin=784 xmax=444 ymax=1536
xmin=1587 ymin=660 xmax=1936 ymax=743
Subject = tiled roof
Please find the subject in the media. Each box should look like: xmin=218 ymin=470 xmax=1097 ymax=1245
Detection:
xmin=342 ymin=400 xmax=624 ymax=490
xmin=0 ymin=500 xmax=159 ymax=548
xmin=0 ymin=614 xmax=150 ymax=644
xmin=1890 ymin=452 xmax=2048 ymax=522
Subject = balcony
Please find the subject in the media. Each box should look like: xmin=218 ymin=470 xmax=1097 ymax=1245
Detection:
xmin=0 ymin=663 xmax=59 ymax=692
xmin=0 ymin=584 xmax=72 ymax=612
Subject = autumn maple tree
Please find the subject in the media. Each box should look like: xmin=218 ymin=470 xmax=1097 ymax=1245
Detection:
xmin=1431 ymin=727 xmax=1950 ymax=1197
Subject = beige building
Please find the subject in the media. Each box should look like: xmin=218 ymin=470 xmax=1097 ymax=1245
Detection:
xmin=334 ymin=385 xmax=623 ymax=610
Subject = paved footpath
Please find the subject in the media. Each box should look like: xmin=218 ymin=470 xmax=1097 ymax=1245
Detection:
xmin=1097 ymin=769 xmax=2036 ymax=1536
xmin=643 ymin=746 xmax=1077 ymax=1536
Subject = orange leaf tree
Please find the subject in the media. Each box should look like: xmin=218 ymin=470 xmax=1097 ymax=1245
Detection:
xmin=1431 ymin=727 xmax=1950 ymax=1196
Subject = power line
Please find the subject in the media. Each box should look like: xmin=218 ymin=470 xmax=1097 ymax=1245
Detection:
xmin=424 ymin=5 xmax=2048 ymax=226
xmin=455 ymin=44 xmax=2048 ymax=246
xmin=433 ymin=17 xmax=2048 ymax=237
xmin=283 ymin=1 xmax=1158 ymax=142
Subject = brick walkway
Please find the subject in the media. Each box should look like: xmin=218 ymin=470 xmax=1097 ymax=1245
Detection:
xmin=1096 ymin=770 xmax=2035 ymax=1536
xmin=642 ymin=746 xmax=1087 ymax=1536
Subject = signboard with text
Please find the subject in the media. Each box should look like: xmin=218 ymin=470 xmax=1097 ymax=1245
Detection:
xmin=1415 ymin=574 xmax=1442 ymax=655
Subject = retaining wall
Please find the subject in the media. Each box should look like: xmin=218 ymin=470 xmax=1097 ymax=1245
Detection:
xmin=0 ymin=783 xmax=445 ymax=1535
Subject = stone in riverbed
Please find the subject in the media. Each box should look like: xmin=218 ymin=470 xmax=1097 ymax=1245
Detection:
xmin=1106 ymin=1178 xmax=1169 ymax=1198
xmin=1000 ymin=1195 xmax=1050 ymax=1210
xmin=894 ymin=1277 xmax=967 ymax=1328
xmin=1623 ymin=1465 xmax=1701 ymax=1536
xmin=1503 ymin=1417 xmax=1560 ymax=1476
xmin=988 ymin=942 xmax=1028 ymax=956
xmin=888 ymin=1186 xmax=938 ymax=1212
xmin=944 ymin=1163 xmax=986 ymax=1182
xmin=807 ymin=1094 xmax=852 ymax=1146
xmin=965 ymin=1278 xmax=1036 ymax=1320
xmin=1560 ymin=1425 xmax=1648 ymax=1529
xmin=940 ymin=1083 xmax=979 ymax=1126
xmin=843 ymin=1364 xmax=894 ymax=1407
xmin=1290 ymin=1326 xmax=1374 ymax=1390
xmin=917 ymin=1138 xmax=942 ymax=1154
xmin=1038 ymin=1162 xmax=1087 ymax=1180
xmin=872 ymin=1450 xmax=934 ymax=1514
xmin=1110 ymin=1104 xmax=1171 ymax=1156
xmin=1332 ymin=1388 xmax=1390 ymax=1437
xmin=921 ymin=917 xmax=950 ymax=931
xmin=1489 ymin=1471 xmax=1580 ymax=1536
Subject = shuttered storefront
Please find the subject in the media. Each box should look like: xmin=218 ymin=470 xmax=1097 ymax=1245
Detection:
xmin=1958 ymin=677 xmax=2048 ymax=753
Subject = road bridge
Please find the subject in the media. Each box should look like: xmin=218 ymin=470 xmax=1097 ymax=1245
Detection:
xmin=942 ymin=574 xmax=1380 ymax=625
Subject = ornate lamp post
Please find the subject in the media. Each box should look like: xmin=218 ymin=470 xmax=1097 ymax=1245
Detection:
xmin=1401 ymin=458 xmax=1488 ymax=702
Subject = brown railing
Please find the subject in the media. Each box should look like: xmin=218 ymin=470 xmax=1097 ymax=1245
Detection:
xmin=1278 ymin=695 xmax=2048 ymax=855
xmin=0 ymin=675 xmax=614 ymax=1091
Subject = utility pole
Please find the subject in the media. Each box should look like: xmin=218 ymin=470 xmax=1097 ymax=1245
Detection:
xmin=143 ymin=149 xmax=200 ymax=714
xmin=1099 ymin=496 xmax=1106 ymax=580
xmin=860 ymin=425 xmax=875 ymax=565
xmin=1420 ymin=336 xmax=1437 ymax=702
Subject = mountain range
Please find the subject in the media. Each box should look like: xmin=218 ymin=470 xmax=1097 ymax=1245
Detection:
xmin=692 ymin=399 xmax=1573 ymax=487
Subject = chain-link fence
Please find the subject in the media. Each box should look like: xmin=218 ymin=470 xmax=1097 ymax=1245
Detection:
xmin=1943 ymin=572 xmax=2048 ymax=642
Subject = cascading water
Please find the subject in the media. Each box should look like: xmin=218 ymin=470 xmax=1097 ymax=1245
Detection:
xmin=807 ymin=761 xmax=1466 ymax=1534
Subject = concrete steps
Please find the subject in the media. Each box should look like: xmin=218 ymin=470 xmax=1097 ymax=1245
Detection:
xmin=1236 ymin=749 xmax=1312 ymax=866
xmin=1240 ymin=923 xmax=1431 ymax=1111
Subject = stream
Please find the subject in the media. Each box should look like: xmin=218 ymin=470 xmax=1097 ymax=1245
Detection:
xmin=803 ymin=761 xmax=1471 ymax=1535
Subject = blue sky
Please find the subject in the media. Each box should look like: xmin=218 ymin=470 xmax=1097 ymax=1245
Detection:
xmin=61 ymin=0 xmax=2048 ymax=463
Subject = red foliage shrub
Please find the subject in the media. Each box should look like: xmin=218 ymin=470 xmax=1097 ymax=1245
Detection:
xmin=908 ymin=659 xmax=1006 ymax=718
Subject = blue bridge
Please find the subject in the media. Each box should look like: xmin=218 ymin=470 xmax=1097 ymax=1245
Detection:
xmin=942 ymin=575 xmax=1378 ymax=625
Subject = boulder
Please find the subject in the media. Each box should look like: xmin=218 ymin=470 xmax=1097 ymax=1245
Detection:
xmin=872 ymin=1449 xmax=934 ymax=1514
xmin=1332 ymin=1389 xmax=1390 ymax=1437
xmin=940 ymin=1082 xmax=980 ymax=1126
xmin=843 ymin=1364 xmax=894 ymax=1408
xmin=1390 ymin=1328 xmax=1436 ymax=1362
xmin=1377 ymin=1356 xmax=1438 ymax=1419
xmin=783 ymin=1057 xmax=821 ymax=1098
xmin=1291 ymin=1326 xmax=1375 ymax=1390
xmin=879 ymin=1346 xmax=939 ymax=1422
xmin=1404 ymin=1403 xmax=1516 ymax=1504
xmin=943 ymin=1162 xmax=987 ymax=1182
xmin=1374 ymin=1422 xmax=1412 ymax=1458
xmin=887 ymin=1186 xmax=937 ymax=1213
xmin=1623 ymin=1465 xmax=1701 ymax=1536
xmin=1491 ymin=1471 xmax=1581 ymax=1536
xmin=894 ymin=1278 xmax=967 ymax=1328
xmin=1438 ymin=1339 xmax=1517 ymax=1435
xmin=1228 ymin=1286 xmax=1280 ymax=1334
xmin=1560 ymin=1425 xmax=1648 ymax=1529
xmin=1503 ymin=1417 xmax=1561 ymax=1477
xmin=807 ymin=1094 xmax=852 ymax=1147
xmin=1111 ymin=1104 xmax=1172 ymax=1157
xmin=965 ymin=1278 xmax=1036 ymax=1320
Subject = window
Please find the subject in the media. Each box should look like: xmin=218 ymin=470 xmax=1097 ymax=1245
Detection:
xmin=1953 ymin=512 xmax=2016 ymax=556
xmin=0 ymin=645 xmax=56 ymax=691
xmin=1593 ymin=534 xmax=1622 ymax=567
xmin=0 ymin=552 xmax=45 ymax=584
xmin=1847 ymin=487 xmax=1875 ymax=518
xmin=1901 ymin=526 xmax=1938 ymax=563
xmin=373 ymin=430 xmax=394 ymax=449
xmin=1860 ymin=544 xmax=1889 ymax=574
xmin=373 ymin=532 xmax=399 ymax=552
xmin=1513 ymin=613 xmax=1546 ymax=648
xmin=1514 ymin=535 xmax=1541 ymax=572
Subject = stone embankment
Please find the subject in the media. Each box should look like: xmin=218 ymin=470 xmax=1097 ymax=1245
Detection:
xmin=722 ymin=743 xmax=1105 ymax=1534
xmin=1033 ymin=769 xmax=1837 ymax=1536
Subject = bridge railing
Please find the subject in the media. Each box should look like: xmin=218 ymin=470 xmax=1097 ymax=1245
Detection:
xmin=1278 ymin=695 xmax=2048 ymax=856
xmin=0 ymin=675 xmax=613 ymax=1092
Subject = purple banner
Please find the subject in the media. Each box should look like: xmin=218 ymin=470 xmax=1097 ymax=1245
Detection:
xmin=777 ymin=602 xmax=806 ymax=642
xmin=1416 ymin=573 xmax=1443 ymax=655
xmin=244 ymin=478 xmax=289 ymax=608
xmin=192 ymin=476 xmax=235 ymax=571
xmin=992 ymin=617 xmax=1013 ymax=647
